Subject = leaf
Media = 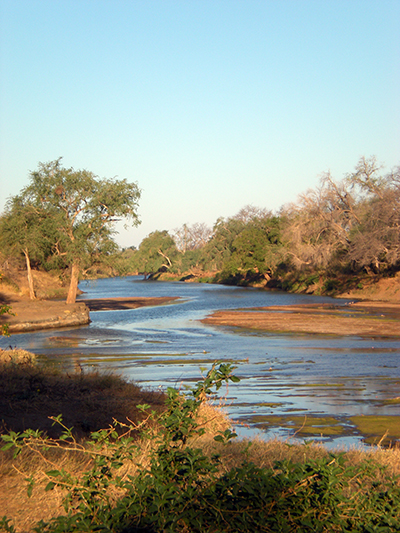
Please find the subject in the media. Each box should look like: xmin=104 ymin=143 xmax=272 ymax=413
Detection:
xmin=46 ymin=470 xmax=61 ymax=478
xmin=1 ymin=442 xmax=15 ymax=452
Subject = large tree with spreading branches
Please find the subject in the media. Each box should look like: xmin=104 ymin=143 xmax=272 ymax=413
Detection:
xmin=2 ymin=159 xmax=141 ymax=303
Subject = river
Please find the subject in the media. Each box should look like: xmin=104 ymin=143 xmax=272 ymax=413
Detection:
xmin=6 ymin=276 xmax=400 ymax=448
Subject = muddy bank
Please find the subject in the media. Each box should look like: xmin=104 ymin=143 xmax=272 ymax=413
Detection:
xmin=202 ymin=301 xmax=400 ymax=338
xmin=83 ymin=296 xmax=179 ymax=311
xmin=1 ymin=297 xmax=179 ymax=333
xmin=2 ymin=300 xmax=91 ymax=332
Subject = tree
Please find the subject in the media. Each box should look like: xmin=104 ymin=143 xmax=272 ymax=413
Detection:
xmin=135 ymin=231 xmax=179 ymax=276
xmin=281 ymin=172 xmax=359 ymax=270
xmin=281 ymin=157 xmax=400 ymax=275
xmin=346 ymin=156 xmax=386 ymax=200
xmin=233 ymin=204 xmax=272 ymax=224
xmin=199 ymin=217 xmax=245 ymax=272
xmin=173 ymin=222 xmax=212 ymax=252
xmin=0 ymin=197 xmax=57 ymax=299
xmin=6 ymin=159 xmax=141 ymax=303
xmin=346 ymin=160 xmax=400 ymax=272
xmin=199 ymin=206 xmax=281 ymax=278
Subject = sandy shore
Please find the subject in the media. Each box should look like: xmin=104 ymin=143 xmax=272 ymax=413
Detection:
xmin=1 ymin=296 xmax=179 ymax=333
xmin=2 ymin=293 xmax=400 ymax=337
xmin=83 ymin=296 xmax=179 ymax=311
xmin=202 ymin=301 xmax=400 ymax=338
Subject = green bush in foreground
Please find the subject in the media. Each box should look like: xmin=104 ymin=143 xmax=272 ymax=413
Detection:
xmin=2 ymin=363 xmax=400 ymax=532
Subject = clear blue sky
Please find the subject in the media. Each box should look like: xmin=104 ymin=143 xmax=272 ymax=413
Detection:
xmin=1 ymin=0 xmax=399 ymax=248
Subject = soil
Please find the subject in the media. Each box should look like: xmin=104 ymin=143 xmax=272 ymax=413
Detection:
xmin=1 ymin=296 xmax=180 ymax=333
xmin=202 ymin=301 xmax=400 ymax=338
xmin=202 ymin=273 xmax=400 ymax=337
xmin=1 ymin=268 xmax=400 ymax=336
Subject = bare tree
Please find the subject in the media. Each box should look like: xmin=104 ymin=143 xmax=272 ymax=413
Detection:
xmin=281 ymin=174 xmax=358 ymax=270
xmin=346 ymin=156 xmax=386 ymax=200
xmin=347 ymin=165 xmax=400 ymax=272
xmin=282 ymin=158 xmax=400 ymax=274
xmin=233 ymin=205 xmax=272 ymax=224
xmin=173 ymin=222 xmax=212 ymax=252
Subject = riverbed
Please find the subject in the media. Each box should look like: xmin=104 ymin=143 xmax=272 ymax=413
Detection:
xmin=3 ymin=276 xmax=400 ymax=449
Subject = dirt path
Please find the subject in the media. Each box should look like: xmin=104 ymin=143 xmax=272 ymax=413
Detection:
xmin=202 ymin=301 xmax=400 ymax=337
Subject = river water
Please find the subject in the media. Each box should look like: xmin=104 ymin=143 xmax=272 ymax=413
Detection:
xmin=5 ymin=276 xmax=400 ymax=448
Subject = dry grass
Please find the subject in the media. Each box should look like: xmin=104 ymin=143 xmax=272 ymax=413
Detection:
xmin=0 ymin=349 xmax=166 ymax=439
xmin=4 ymin=435 xmax=400 ymax=532
xmin=2 ymin=352 xmax=400 ymax=532
xmin=0 ymin=352 xmax=166 ymax=531
xmin=0 ymin=349 xmax=36 ymax=365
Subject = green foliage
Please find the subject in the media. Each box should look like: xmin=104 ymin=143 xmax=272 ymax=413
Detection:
xmin=134 ymin=230 xmax=179 ymax=275
xmin=0 ymin=196 xmax=57 ymax=267
xmin=0 ymin=303 xmax=14 ymax=337
xmin=199 ymin=211 xmax=283 ymax=284
xmin=2 ymin=363 xmax=400 ymax=532
xmin=0 ymin=517 xmax=16 ymax=533
xmin=323 ymin=278 xmax=338 ymax=293
xmin=2 ymin=158 xmax=141 ymax=303
xmin=200 ymin=217 xmax=245 ymax=272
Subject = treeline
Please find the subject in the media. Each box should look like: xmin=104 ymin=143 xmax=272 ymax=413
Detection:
xmin=113 ymin=156 xmax=400 ymax=291
xmin=1 ymin=156 xmax=399 ymax=297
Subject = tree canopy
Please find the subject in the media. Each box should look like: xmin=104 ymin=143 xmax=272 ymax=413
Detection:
xmin=1 ymin=159 xmax=141 ymax=303
xmin=2 ymin=156 xmax=398 ymax=297
xmin=134 ymin=231 xmax=178 ymax=277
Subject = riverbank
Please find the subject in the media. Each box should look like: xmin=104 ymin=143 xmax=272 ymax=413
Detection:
xmin=202 ymin=301 xmax=400 ymax=338
xmin=1 ymin=296 xmax=180 ymax=333
xmin=2 ymin=294 xmax=400 ymax=337
xmin=1 ymin=353 xmax=400 ymax=532
xmin=1 ymin=267 xmax=400 ymax=335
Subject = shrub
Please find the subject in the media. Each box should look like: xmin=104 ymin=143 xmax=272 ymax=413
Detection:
xmin=2 ymin=363 xmax=400 ymax=532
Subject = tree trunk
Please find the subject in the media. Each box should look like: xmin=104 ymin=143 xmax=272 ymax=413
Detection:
xmin=66 ymin=262 xmax=80 ymax=304
xmin=23 ymin=249 xmax=36 ymax=300
xmin=158 ymin=249 xmax=172 ymax=268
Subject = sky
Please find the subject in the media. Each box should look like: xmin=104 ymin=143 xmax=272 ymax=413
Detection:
xmin=1 ymin=0 xmax=399 ymax=248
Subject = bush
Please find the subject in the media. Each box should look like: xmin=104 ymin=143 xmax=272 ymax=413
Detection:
xmin=0 ymin=303 xmax=14 ymax=337
xmin=2 ymin=363 xmax=400 ymax=532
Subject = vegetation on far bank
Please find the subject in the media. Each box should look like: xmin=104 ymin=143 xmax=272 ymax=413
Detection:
xmin=1 ymin=156 xmax=400 ymax=303
xmin=106 ymin=156 xmax=400 ymax=296
xmin=1 ymin=355 xmax=400 ymax=532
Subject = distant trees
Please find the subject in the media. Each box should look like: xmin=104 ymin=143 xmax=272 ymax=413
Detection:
xmin=2 ymin=155 xmax=398 ymax=296
xmin=281 ymin=157 xmax=400 ymax=275
xmin=199 ymin=207 xmax=283 ymax=283
xmin=109 ymin=157 xmax=400 ymax=286
xmin=134 ymin=231 xmax=179 ymax=277
xmin=1 ymin=159 xmax=141 ymax=303
xmin=200 ymin=217 xmax=245 ymax=272
xmin=173 ymin=223 xmax=212 ymax=252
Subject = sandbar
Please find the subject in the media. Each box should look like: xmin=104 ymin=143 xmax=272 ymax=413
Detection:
xmin=202 ymin=301 xmax=400 ymax=337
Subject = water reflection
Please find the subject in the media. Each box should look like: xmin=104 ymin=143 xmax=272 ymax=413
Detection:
xmin=2 ymin=276 xmax=400 ymax=449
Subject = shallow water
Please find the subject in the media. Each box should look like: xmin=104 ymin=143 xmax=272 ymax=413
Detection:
xmin=3 ymin=276 xmax=400 ymax=448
